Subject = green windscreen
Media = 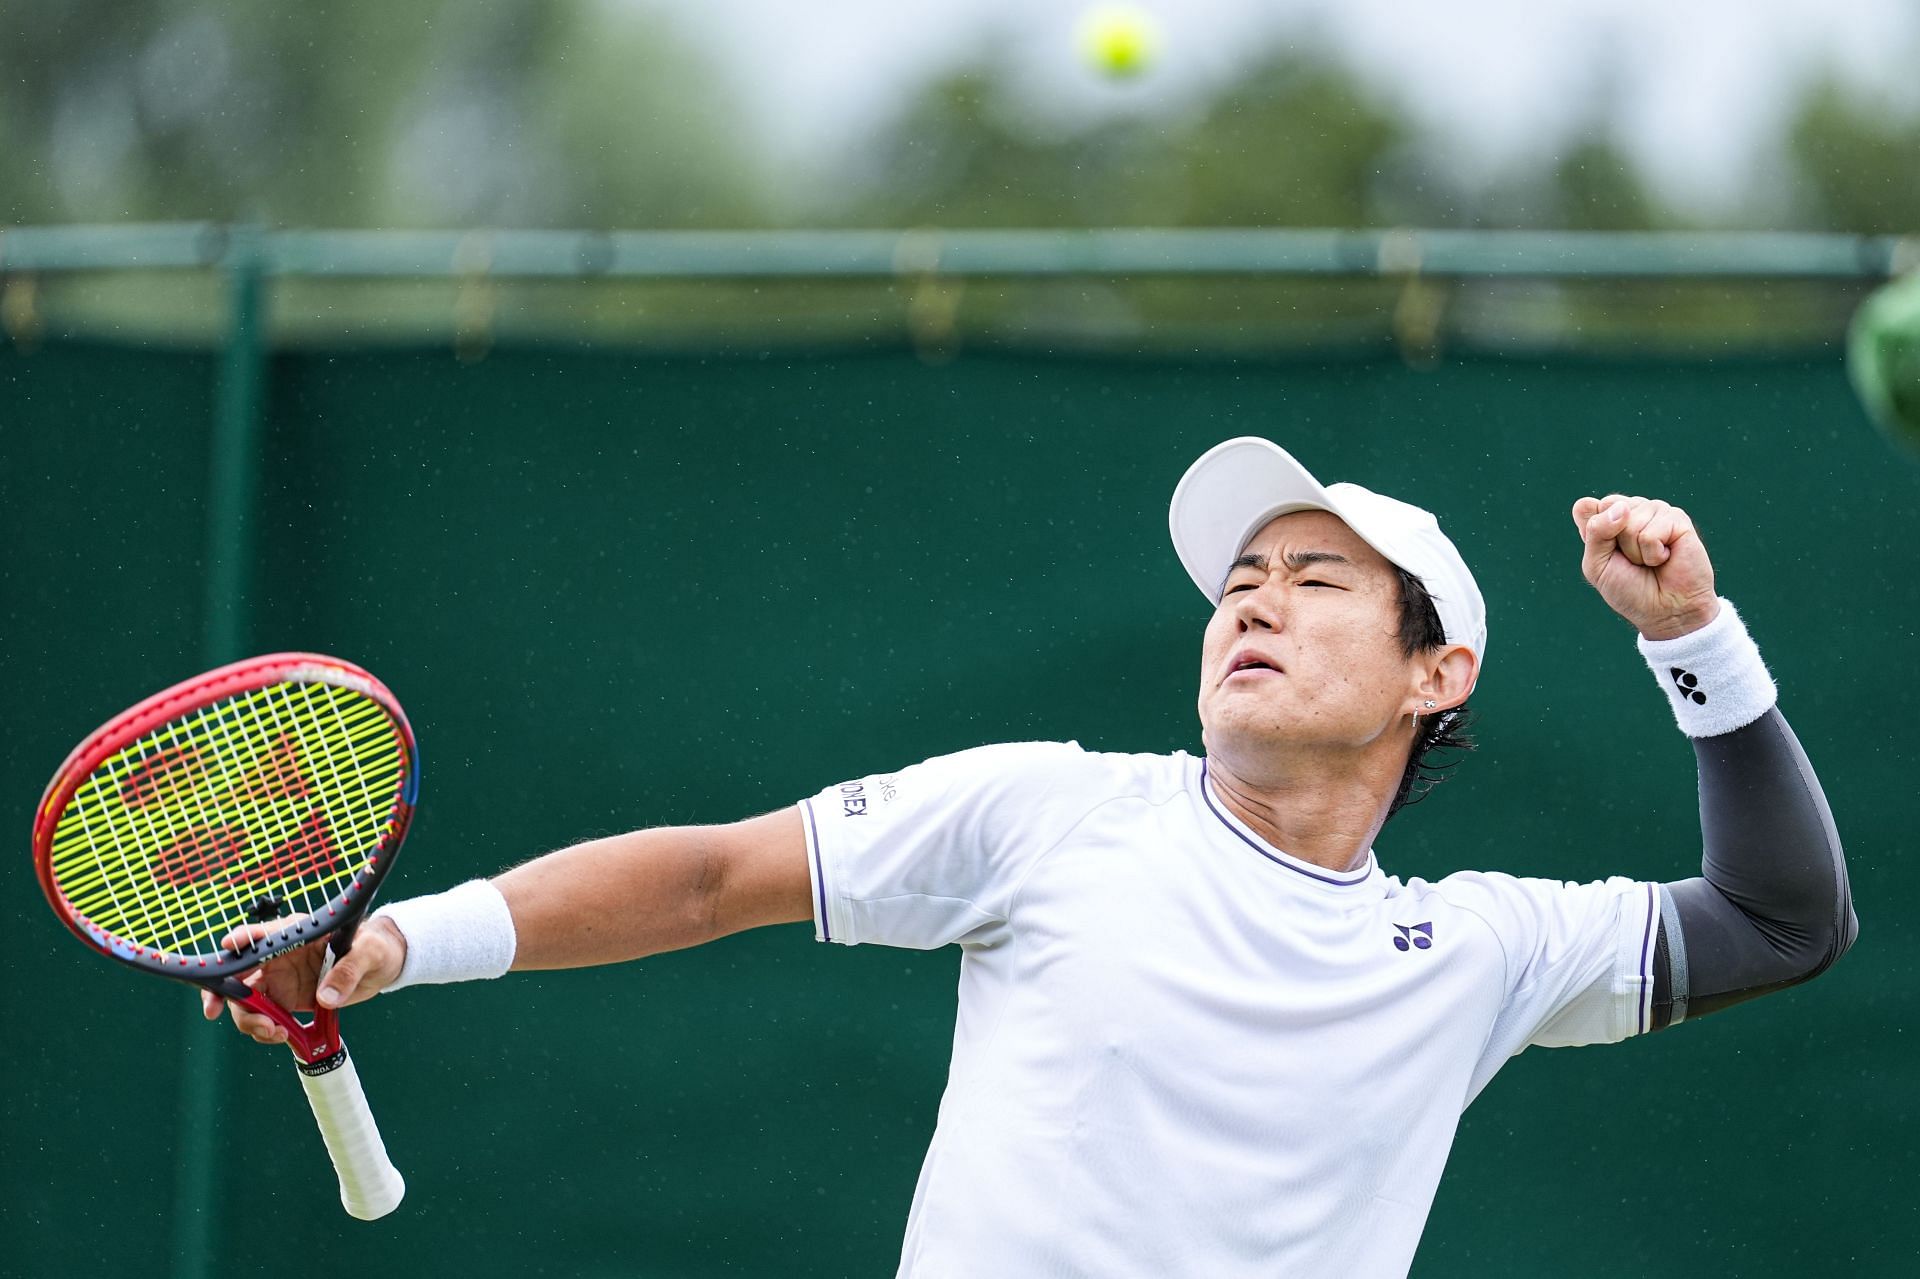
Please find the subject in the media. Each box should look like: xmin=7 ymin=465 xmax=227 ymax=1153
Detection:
xmin=3 ymin=338 xmax=1911 ymax=1276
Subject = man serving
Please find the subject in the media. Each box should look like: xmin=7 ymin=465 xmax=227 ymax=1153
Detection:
xmin=210 ymin=437 xmax=1856 ymax=1277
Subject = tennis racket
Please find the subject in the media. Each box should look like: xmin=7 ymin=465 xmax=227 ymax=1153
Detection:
xmin=33 ymin=653 xmax=418 ymax=1220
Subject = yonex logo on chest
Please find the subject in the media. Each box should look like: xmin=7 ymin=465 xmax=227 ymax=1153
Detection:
xmin=1392 ymin=922 xmax=1434 ymax=952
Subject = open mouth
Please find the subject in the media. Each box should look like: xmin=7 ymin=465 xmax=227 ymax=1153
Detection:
xmin=1227 ymin=655 xmax=1282 ymax=678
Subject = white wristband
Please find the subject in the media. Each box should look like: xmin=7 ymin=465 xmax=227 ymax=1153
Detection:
xmin=1636 ymin=598 xmax=1777 ymax=737
xmin=372 ymin=879 xmax=517 ymax=992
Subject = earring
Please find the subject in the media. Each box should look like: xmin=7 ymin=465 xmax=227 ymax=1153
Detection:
xmin=1423 ymin=700 xmax=1437 ymax=709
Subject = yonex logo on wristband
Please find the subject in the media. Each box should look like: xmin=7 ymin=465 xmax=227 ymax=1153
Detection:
xmin=1392 ymin=922 xmax=1433 ymax=952
xmin=1669 ymin=667 xmax=1707 ymax=705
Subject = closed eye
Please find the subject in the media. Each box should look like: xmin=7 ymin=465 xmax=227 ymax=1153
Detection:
xmin=1226 ymin=578 xmax=1341 ymax=594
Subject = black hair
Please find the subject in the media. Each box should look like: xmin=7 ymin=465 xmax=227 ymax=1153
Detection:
xmin=1385 ymin=566 xmax=1477 ymax=821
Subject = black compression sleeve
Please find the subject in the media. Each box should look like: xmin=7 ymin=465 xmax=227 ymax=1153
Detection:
xmin=1648 ymin=708 xmax=1856 ymax=1030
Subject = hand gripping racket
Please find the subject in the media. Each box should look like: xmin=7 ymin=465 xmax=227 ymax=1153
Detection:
xmin=33 ymin=653 xmax=418 ymax=1220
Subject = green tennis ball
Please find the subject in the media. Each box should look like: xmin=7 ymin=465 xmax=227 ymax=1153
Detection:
xmin=1078 ymin=5 xmax=1159 ymax=80
xmin=1849 ymin=270 xmax=1920 ymax=457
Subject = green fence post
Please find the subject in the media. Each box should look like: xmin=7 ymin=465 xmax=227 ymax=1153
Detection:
xmin=171 ymin=224 xmax=269 ymax=1279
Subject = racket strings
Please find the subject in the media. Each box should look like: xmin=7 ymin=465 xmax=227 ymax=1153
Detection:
xmin=133 ymin=684 xmax=393 ymax=945
xmin=63 ymin=687 xmax=396 ymax=953
xmin=48 ymin=682 xmax=407 ymax=957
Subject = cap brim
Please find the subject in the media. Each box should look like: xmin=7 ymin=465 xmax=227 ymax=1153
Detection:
xmin=1170 ymin=437 xmax=1342 ymax=603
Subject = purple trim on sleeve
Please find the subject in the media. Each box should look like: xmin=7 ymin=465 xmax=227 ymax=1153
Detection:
xmin=1636 ymin=882 xmax=1659 ymax=1035
xmin=800 ymin=798 xmax=831 ymax=943
xmin=1198 ymin=759 xmax=1374 ymax=888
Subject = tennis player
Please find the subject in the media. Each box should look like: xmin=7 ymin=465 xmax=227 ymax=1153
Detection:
xmin=209 ymin=437 xmax=1855 ymax=1277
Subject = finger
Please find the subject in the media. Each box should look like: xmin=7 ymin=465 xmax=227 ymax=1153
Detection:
xmin=1582 ymin=494 xmax=1631 ymax=543
xmin=1578 ymin=496 xmax=1630 ymax=583
xmin=1634 ymin=508 xmax=1694 ymax=566
xmin=201 ymin=988 xmax=224 ymax=1021
xmin=1616 ymin=499 xmax=1672 ymax=567
xmin=226 ymin=999 xmax=289 ymax=1046
xmin=317 ymin=959 xmax=347 ymax=1009
xmin=318 ymin=946 xmax=368 ymax=1009
xmin=1571 ymin=496 xmax=1605 ymax=532
xmin=317 ymin=916 xmax=406 ymax=1008
xmin=218 ymin=922 xmax=281 ymax=954
xmin=223 ymin=970 xmax=291 ymax=1045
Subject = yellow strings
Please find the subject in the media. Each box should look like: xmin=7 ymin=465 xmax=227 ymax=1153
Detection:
xmin=49 ymin=683 xmax=403 ymax=956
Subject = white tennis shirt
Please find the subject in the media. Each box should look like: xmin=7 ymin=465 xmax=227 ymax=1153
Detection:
xmin=800 ymin=742 xmax=1659 ymax=1279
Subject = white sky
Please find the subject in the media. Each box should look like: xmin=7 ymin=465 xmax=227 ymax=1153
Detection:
xmin=650 ymin=0 xmax=1920 ymax=214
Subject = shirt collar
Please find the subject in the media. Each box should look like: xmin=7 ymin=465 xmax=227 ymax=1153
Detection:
xmin=1197 ymin=757 xmax=1383 ymax=890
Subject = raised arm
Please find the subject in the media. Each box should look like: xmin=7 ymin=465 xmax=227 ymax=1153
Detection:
xmin=1572 ymin=494 xmax=1857 ymax=1031
xmin=1655 ymin=706 xmax=1856 ymax=1026
xmin=205 ymin=808 xmax=813 ymax=1045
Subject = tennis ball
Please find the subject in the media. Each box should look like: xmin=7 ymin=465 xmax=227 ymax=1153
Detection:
xmin=1848 ymin=271 xmax=1920 ymax=457
xmin=1078 ymin=5 xmax=1160 ymax=80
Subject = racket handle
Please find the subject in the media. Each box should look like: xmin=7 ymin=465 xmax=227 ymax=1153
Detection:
xmin=297 ymin=1044 xmax=406 ymax=1220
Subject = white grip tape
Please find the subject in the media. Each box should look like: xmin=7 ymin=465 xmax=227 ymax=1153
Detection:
xmin=297 ymin=1046 xmax=406 ymax=1220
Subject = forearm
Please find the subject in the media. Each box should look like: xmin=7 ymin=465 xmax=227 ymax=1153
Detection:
xmin=1656 ymin=709 xmax=1856 ymax=1025
xmin=494 ymin=826 xmax=727 ymax=971
xmin=372 ymin=807 xmax=811 ymax=993
xmin=1638 ymin=603 xmax=1857 ymax=1028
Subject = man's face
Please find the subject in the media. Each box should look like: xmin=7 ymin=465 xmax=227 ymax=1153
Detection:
xmin=1197 ymin=510 xmax=1424 ymax=763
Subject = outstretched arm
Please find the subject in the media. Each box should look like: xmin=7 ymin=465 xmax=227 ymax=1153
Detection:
xmin=495 ymin=807 xmax=813 ymax=969
xmin=205 ymin=808 xmax=813 ymax=1045
xmin=1572 ymin=494 xmax=1856 ymax=1031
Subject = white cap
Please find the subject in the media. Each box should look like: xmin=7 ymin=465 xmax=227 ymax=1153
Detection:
xmin=1169 ymin=437 xmax=1487 ymax=674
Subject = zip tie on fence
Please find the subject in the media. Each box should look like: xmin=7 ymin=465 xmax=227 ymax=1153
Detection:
xmin=453 ymin=231 xmax=496 ymax=364
xmin=897 ymin=229 xmax=962 ymax=364
xmin=1892 ymin=236 xmax=1920 ymax=279
xmin=1 ymin=271 xmax=43 ymax=351
xmin=1382 ymin=229 xmax=1447 ymax=370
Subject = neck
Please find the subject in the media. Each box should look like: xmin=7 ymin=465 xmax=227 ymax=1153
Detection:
xmin=1203 ymin=741 xmax=1403 ymax=873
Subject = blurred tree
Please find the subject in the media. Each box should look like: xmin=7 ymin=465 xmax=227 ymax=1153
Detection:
xmin=1544 ymin=137 xmax=1665 ymax=231
xmin=839 ymin=43 xmax=1670 ymax=235
xmin=0 ymin=0 xmax=770 ymax=228
xmin=840 ymin=67 xmax=1171 ymax=227
xmin=1163 ymin=52 xmax=1408 ymax=227
xmin=843 ymin=47 xmax=1416 ymax=229
xmin=527 ymin=2 xmax=769 ymax=228
xmin=1785 ymin=75 xmax=1920 ymax=232
xmin=1469 ymin=135 xmax=1667 ymax=232
xmin=0 ymin=0 xmax=172 ymax=222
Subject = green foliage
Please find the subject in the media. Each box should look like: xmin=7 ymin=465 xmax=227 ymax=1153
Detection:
xmin=844 ymin=69 xmax=1160 ymax=227
xmin=1787 ymin=76 xmax=1920 ymax=233
xmin=844 ymin=50 xmax=1410 ymax=229
xmin=0 ymin=0 xmax=771 ymax=228
xmin=4 ymin=8 xmax=1915 ymax=238
xmin=1165 ymin=53 xmax=1408 ymax=227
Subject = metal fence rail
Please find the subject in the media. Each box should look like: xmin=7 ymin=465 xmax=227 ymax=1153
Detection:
xmin=2 ymin=224 xmax=1914 ymax=280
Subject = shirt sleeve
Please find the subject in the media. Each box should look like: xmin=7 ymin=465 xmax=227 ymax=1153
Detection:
xmin=798 ymin=740 xmax=1103 ymax=951
xmin=1445 ymin=872 xmax=1663 ymax=1055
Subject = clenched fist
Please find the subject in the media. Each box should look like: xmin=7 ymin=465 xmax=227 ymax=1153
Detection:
xmin=1571 ymin=494 xmax=1720 ymax=640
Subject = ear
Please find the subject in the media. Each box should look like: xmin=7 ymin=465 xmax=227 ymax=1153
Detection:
xmin=1410 ymin=645 xmax=1476 ymax=715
